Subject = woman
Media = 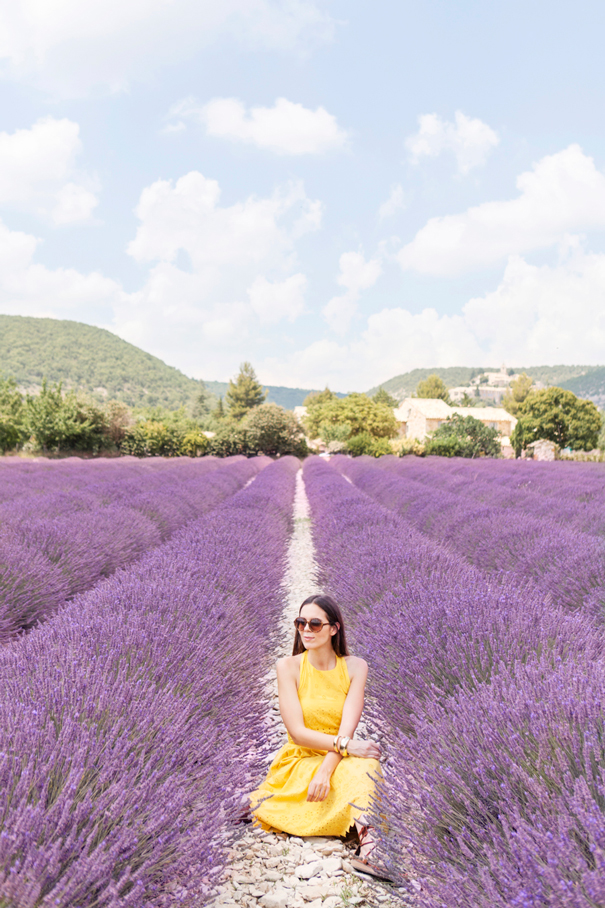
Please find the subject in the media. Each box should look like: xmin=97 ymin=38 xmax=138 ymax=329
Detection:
xmin=250 ymin=594 xmax=383 ymax=876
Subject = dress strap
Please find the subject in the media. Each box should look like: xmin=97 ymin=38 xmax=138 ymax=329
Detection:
xmin=338 ymin=655 xmax=351 ymax=692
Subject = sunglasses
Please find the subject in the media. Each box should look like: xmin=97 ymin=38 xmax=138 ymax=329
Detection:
xmin=294 ymin=617 xmax=332 ymax=633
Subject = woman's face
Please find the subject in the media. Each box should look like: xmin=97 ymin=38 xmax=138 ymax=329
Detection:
xmin=298 ymin=604 xmax=337 ymax=650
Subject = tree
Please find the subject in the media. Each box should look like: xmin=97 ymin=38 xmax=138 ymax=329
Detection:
xmin=415 ymin=374 xmax=450 ymax=403
xmin=191 ymin=380 xmax=214 ymax=420
xmin=226 ymin=362 xmax=267 ymax=420
xmin=425 ymin=413 xmax=501 ymax=458
xmin=24 ymin=381 xmax=109 ymax=454
xmin=304 ymin=392 xmax=399 ymax=442
xmin=243 ymin=403 xmax=308 ymax=456
xmin=459 ymin=391 xmax=478 ymax=407
xmin=373 ymin=387 xmax=399 ymax=408
xmin=213 ymin=397 xmax=226 ymax=420
xmin=0 ymin=377 xmax=24 ymax=452
xmin=502 ymin=372 xmax=533 ymax=416
xmin=303 ymin=388 xmax=337 ymax=437
xmin=511 ymin=387 xmax=601 ymax=456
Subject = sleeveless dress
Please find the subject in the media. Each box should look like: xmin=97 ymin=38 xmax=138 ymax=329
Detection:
xmin=250 ymin=651 xmax=380 ymax=836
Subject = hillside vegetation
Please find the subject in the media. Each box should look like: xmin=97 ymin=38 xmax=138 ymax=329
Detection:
xmin=370 ymin=364 xmax=600 ymax=404
xmin=0 ymin=315 xmax=324 ymax=410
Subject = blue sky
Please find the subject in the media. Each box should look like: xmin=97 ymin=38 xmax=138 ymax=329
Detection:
xmin=1 ymin=0 xmax=604 ymax=391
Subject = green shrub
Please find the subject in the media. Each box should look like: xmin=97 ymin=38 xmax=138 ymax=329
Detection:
xmin=208 ymin=424 xmax=249 ymax=457
xmin=244 ymin=403 xmax=307 ymax=456
xmin=424 ymin=435 xmax=462 ymax=457
xmin=180 ymin=432 xmax=210 ymax=457
xmin=426 ymin=413 xmax=501 ymax=458
xmin=24 ymin=381 xmax=110 ymax=454
xmin=347 ymin=432 xmax=392 ymax=457
xmin=120 ymin=421 xmax=183 ymax=456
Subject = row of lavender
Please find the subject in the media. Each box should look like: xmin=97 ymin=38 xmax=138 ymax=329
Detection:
xmin=375 ymin=454 xmax=605 ymax=535
xmin=334 ymin=455 xmax=605 ymax=618
xmin=0 ymin=456 xmax=264 ymax=641
xmin=0 ymin=456 xmax=299 ymax=907
xmin=304 ymin=457 xmax=605 ymax=908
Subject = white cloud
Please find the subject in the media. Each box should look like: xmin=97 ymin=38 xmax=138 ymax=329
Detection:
xmin=167 ymin=96 xmax=348 ymax=155
xmin=405 ymin=110 xmax=499 ymax=175
xmin=0 ymin=0 xmax=334 ymax=97
xmin=265 ymin=243 xmax=605 ymax=390
xmin=248 ymin=274 xmax=307 ymax=323
xmin=398 ymin=145 xmax=605 ymax=276
xmin=378 ymin=184 xmax=405 ymax=220
xmin=118 ymin=172 xmax=321 ymax=375
xmin=0 ymin=117 xmax=98 ymax=224
xmin=0 ymin=218 xmax=125 ymax=320
xmin=323 ymin=250 xmax=382 ymax=334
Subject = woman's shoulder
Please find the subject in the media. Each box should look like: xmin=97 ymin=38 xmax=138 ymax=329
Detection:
xmin=344 ymin=654 xmax=368 ymax=679
xmin=276 ymin=653 xmax=303 ymax=677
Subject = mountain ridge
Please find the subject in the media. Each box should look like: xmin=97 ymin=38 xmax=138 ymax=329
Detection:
xmin=0 ymin=315 xmax=336 ymax=410
xmin=369 ymin=365 xmax=605 ymax=408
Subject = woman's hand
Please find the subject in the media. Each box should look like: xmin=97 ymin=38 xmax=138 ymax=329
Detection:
xmin=307 ymin=769 xmax=332 ymax=802
xmin=348 ymin=738 xmax=381 ymax=759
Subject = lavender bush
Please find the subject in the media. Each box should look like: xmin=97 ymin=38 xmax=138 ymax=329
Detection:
xmin=0 ymin=457 xmax=264 ymax=640
xmin=303 ymin=457 xmax=605 ymax=907
xmin=0 ymin=456 xmax=299 ymax=907
xmin=334 ymin=455 xmax=605 ymax=616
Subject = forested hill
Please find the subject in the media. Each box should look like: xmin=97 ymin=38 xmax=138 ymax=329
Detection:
xmin=370 ymin=364 xmax=604 ymax=405
xmin=0 ymin=315 xmax=324 ymax=410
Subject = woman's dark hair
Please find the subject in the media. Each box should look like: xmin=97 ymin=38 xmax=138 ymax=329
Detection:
xmin=292 ymin=594 xmax=349 ymax=657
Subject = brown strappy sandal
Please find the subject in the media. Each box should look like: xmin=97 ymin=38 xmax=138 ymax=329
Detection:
xmin=349 ymin=825 xmax=392 ymax=880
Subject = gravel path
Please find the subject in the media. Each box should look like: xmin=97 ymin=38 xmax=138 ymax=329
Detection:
xmin=213 ymin=470 xmax=411 ymax=908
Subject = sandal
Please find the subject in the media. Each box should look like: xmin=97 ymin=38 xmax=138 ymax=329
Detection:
xmin=349 ymin=825 xmax=391 ymax=880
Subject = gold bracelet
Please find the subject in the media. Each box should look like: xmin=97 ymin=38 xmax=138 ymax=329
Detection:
xmin=333 ymin=735 xmax=340 ymax=753
xmin=339 ymin=736 xmax=350 ymax=757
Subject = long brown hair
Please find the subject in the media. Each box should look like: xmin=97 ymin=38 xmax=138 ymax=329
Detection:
xmin=292 ymin=594 xmax=349 ymax=657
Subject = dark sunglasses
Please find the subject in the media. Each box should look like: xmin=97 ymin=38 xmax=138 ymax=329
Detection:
xmin=294 ymin=617 xmax=332 ymax=633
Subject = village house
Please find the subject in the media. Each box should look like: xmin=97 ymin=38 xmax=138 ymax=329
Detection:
xmin=393 ymin=398 xmax=517 ymax=454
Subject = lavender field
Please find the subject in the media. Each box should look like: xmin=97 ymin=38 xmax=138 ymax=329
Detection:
xmin=0 ymin=455 xmax=298 ymax=906
xmin=2 ymin=452 xmax=605 ymax=908
xmin=305 ymin=455 xmax=605 ymax=908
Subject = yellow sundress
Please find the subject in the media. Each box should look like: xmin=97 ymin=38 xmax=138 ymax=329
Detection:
xmin=250 ymin=651 xmax=380 ymax=836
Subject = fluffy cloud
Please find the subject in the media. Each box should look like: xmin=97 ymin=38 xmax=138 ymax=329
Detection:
xmin=405 ymin=110 xmax=499 ymax=175
xmin=398 ymin=145 xmax=605 ymax=276
xmin=167 ymin=96 xmax=348 ymax=155
xmin=378 ymin=184 xmax=405 ymax=220
xmin=119 ymin=172 xmax=321 ymax=375
xmin=248 ymin=274 xmax=307 ymax=323
xmin=0 ymin=117 xmax=98 ymax=224
xmin=0 ymin=218 xmax=125 ymax=321
xmin=263 ymin=242 xmax=605 ymax=390
xmin=0 ymin=0 xmax=334 ymax=96
xmin=323 ymin=251 xmax=382 ymax=334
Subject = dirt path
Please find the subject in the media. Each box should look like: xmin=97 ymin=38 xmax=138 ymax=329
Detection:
xmin=212 ymin=470 xmax=411 ymax=908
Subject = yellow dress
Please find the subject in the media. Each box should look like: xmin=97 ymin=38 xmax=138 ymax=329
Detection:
xmin=250 ymin=651 xmax=380 ymax=836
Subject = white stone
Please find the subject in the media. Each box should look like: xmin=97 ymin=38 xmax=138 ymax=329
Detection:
xmin=263 ymin=871 xmax=283 ymax=882
xmin=320 ymin=857 xmax=342 ymax=874
xmin=295 ymin=862 xmax=322 ymax=880
xmin=322 ymin=899 xmax=341 ymax=908
xmin=260 ymin=890 xmax=291 ymax=908
xmin=342 ymin=860 xmax=355 ymax=874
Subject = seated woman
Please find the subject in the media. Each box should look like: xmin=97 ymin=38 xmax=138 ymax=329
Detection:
xmin=250 ymin=593 xmax=383 ymax=876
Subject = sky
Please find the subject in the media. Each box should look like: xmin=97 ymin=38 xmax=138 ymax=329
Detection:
xmin=1 ymin=0 xmax=605 ymax=392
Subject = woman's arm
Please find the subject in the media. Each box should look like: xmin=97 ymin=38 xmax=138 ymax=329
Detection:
xmin=276 ymin=657 xmax=337 ymax=751
xmin=277 ymin=656 xmax=381 ymax=802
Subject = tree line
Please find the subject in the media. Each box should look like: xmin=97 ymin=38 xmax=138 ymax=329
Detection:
xmin=0 ymin=363 xmax=307 ymax=458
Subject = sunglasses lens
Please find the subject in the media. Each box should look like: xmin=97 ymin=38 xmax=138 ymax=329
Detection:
xmin=294 ymin=618 xmax=305 ymax=631
xmin=309 ymin=619 xmax=323 ymax=631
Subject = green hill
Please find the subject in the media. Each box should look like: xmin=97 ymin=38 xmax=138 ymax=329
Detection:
xmin=369 ymin=365 xmax=602 ymax=405
xmin=0 ymin=315 xmax=330 ymax=410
